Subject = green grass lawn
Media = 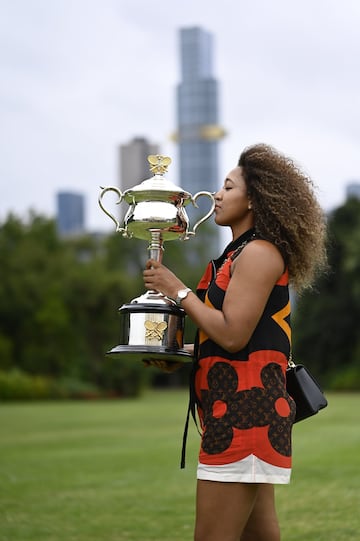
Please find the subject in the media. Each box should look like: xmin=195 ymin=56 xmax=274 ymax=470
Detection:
xmin=0 ymin=391 xmax=359 ymax=541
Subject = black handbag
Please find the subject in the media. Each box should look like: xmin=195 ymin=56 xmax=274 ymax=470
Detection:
xmin=286 ymin=358 xmax=328 ymax=423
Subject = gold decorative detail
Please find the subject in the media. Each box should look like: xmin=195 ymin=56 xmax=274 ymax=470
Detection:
xmin=147 ymin=155 xmax=172 ymax=175
xmin=199 ymin=124 xmax=227 ymax=141
xmin=144 ymin=320 xmax=168 ymax=340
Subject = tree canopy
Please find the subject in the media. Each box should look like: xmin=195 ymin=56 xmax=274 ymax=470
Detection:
xmin=0 ymin=212 xmax=211 ymax=397
xmin=293 ymin=197 xmax=360 ymax=389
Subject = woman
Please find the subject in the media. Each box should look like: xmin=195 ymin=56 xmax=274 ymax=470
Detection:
xmin=143 ymin=143 xmax=327 ymax=541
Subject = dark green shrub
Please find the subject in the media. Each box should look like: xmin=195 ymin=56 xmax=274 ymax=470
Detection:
xmin=328 ymin=363 xmax=360 ymax=391
xmin=0 ymin=370 xmax=53 ymax=400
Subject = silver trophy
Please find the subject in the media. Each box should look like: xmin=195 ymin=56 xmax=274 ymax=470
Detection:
xmin=98 ymin=155 xmax=215 ymax=362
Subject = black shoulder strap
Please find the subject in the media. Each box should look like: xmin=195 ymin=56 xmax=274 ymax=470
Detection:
xmin=180 ymin=335 xmax=201 ymax=469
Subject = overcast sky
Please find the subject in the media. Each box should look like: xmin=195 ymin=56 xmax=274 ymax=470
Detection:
xmin=1 ymin=0 xmax=360 ymax=232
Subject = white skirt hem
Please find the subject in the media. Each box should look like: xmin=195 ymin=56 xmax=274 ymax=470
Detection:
xmin=197 ymin=454 xmax=291 ymax=485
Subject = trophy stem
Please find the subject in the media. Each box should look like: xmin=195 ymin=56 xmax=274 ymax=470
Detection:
xmin=148 ymin=230 xmax=164 ymax=263
xmin=142 ymin=230 xmax=166 ymax=302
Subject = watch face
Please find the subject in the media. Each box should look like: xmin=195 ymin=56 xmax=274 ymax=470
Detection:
xmin=176 ymin=288 xmax=191 ymax=304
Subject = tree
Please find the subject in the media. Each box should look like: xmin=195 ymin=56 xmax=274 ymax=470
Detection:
xmin=0 ymin=212 xmax=213 ymax=397
xmin=293 ymin=197 xmax=360 ymax=389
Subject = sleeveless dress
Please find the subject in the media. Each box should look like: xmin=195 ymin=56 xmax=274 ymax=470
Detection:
xmin=194 ymin=228 xmax=296 ymax=484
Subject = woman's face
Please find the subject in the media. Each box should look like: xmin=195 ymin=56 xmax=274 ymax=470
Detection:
xmin=214 ymin=166 xmax=253 ymax=230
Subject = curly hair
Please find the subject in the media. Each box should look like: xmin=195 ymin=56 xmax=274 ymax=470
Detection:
xmin=238 ymin=143 xmax=327 ymax=291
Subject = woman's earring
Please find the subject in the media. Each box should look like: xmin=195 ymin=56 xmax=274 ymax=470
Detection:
xmin=248 ymin=203 xmax=252 ymax=210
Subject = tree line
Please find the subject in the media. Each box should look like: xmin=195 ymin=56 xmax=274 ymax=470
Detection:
xmin=0 ymin=198 xmax=359 ymax=399
xmin=0 ymin=212 xmax=210 ymax=399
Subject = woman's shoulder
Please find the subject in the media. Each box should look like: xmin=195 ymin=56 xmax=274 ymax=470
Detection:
xmin=245 ymin=238 xmax=281 ymax=255
xmin=232 ymin=238 xmax=285 ymax=278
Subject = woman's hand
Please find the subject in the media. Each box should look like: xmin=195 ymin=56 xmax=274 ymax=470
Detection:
xmin=142 ymin=360 xmax=183 ymax=373
xmin=142 ymin=344 xmax=194 ymax=372
xmin=143 ymin=259 xmax=187 ymax=301
xmin=184 ymin=343 xmax=194 ymax=355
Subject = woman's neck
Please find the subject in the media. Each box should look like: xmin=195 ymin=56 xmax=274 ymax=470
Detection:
xmin=231 ymin=218 xmax=255 ymax=241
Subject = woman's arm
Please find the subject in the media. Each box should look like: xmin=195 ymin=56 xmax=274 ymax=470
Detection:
xmin=144 ymin=240 xmax=284 ymax=353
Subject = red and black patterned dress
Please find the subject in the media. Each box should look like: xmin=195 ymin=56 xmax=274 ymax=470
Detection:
xmin=194 ymin=228 xmax=296 ymax=484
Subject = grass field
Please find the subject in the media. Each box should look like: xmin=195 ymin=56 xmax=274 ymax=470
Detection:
xmin=0 ymin=390 xmax=359 ymax=541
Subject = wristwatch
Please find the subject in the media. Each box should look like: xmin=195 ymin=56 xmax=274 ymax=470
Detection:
xmin=175 ymin=288 xmax=192 ymax=306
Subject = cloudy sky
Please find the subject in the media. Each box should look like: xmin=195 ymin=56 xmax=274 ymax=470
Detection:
xmin=1 ymin=0 xmax=360 ymax=232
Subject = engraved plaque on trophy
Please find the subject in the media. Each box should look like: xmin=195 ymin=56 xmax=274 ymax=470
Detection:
xmin=98 ymin=155 xmax=215 ymax=362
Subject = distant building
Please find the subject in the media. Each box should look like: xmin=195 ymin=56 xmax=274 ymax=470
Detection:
xmin=56 ymin=191 xmax=85 ymax=236
xmin=346 ymin=182 xmax=360 ymax=200
xmin=119 ymin=137 xmax=160 ymax=192
xmin=175 ymin=27 xmax=225 ymax=195
xmin=174 ymin=26 xmax=225 ymax=253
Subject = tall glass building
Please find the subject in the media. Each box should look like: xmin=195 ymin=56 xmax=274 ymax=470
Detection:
xmin=56 ymin=191 xmax=85 ymax=236
xmin=176 ymin=27 xmax=225 ymax=196
xmin=175 ymin=27 xmax=225 ymax=253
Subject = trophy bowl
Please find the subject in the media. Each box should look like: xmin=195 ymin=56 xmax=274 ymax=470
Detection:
xmin=98 ymin=155 xmax=215 ymax=363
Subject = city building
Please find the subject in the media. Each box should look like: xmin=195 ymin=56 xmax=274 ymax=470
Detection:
xmin=118 ymin=136 xmax=160 ymax=192
xmin=56 ymin=191 xmax=85 ymax=236
xmin=175 ymin=27 xmax=225 ymax=196
xmin=174 ymin=27 xmax=225 ymax=253
xmin=346 ymin=182 xmax=360 ymax=200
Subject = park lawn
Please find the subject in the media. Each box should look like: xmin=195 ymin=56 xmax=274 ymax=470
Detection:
xmin=0 ymin=391 xmax=359 ymax=541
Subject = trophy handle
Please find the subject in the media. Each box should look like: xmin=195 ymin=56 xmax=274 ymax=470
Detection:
xmin=186 ymin=191 xmax=215 ymax=239
xmin=98 ymin=186 xmax=126 ymax=234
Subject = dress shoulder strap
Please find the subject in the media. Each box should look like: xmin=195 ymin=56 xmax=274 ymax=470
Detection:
xmin=230 ymin=232 xmax=257 ymax=261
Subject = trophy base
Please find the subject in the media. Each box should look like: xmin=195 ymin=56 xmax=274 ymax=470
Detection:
xmin=107 ymin=299 xmax=192 ymax=363
xmin=106 ymin=345 xmax=193 ymax=363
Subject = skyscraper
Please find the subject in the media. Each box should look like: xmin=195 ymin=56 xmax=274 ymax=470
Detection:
xmin=176 ymin=27 xmax=225 ymax=195
xmin=117 ymin=137 xmax=160 ymax=222
xmin=56 ymin=191 xmax=85 ymax=236
xmin=175 ymin=27 xmax=225 ymax=252
xmin=119 ymin=137 xmax=159 ymax=192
